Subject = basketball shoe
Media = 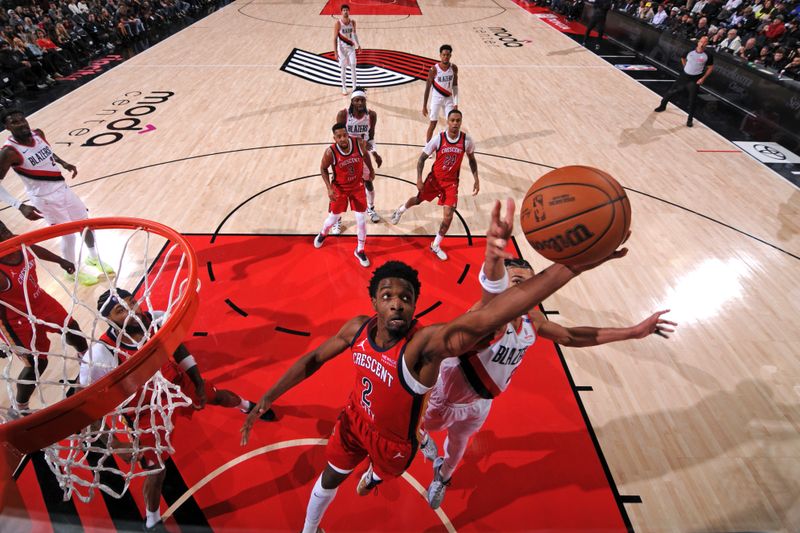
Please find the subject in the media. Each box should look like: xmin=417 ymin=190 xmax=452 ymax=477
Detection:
xmin=390 ymin=208 xmax=403 ymax=225
xmin=430 ymin=245 xmax=448 ymax=261
xmin=330 ymin=218 xmax=342 ymax=235
xmin=354 ymin=250 xmax=370 ymax=267
xmin=356 ymin=463 xmax=382 ymax=496
xmin=367 ymin=207 xmax=380 ymax=223
xmin=313 ymin=234 xmax=326 ymax=248
xmin=86 ymin=256 xmax=115 ymax=276
xmin=66 ymin=271 xmax=99 ymax=286
xmin=427 ymin=457 xmax=451 ymax=509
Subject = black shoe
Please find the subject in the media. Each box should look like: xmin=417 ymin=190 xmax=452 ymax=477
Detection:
xmin=245 ymin=401 xmax=276 ymax=421
xmin=143 ymin=521 xmax=166 ymax=532
xmin=686 ymin=118 xmax=693 ymax=127
xmin=654 ymin=105 xmax=666 ymax=112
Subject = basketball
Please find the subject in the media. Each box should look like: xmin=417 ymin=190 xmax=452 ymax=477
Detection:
xmin=520 ymin=166 xmax=631 ymax=267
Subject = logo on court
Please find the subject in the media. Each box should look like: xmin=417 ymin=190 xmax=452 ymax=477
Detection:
xmin=473 ymin=27 xmax=531 ymax=47
xmin=280 ymin=48 xmax=436 ymax=88
xmin=754 ymin=144 xmax=786 ymax=161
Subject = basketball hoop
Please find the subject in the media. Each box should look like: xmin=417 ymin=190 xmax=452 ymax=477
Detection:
xmin=0 ymin=217 xmax=199 ymax=509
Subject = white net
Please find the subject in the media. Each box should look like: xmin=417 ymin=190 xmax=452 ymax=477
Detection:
xmin=0 ymin=220 xmax=197 ymax=502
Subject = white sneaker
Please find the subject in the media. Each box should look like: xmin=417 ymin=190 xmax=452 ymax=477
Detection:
xmin=427 ymin=457 xmax=450 ymax=509
xmin=356 ymin=463 xmax=381 ymax=496
xmin=341 ymin=89 xmax=349 ymax=95
xmin=390 ymin=208 xmax=403 ymax=225
xmin=420 ymin=436 xmax=438 ymax=462
xmin=354 ymin=250 xmax=370 ymax=267
xmin=313 ymin=234 xmax=326 ymax=248
xmin=367 ymin=207 xmax=380 ymax=223
xmin=330 ymin=218 xmax=342 ymax=235
xmin=430 ymin=245 xmax=448 ymax=261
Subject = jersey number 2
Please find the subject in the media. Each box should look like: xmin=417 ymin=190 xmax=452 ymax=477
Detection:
xmin=361 ymin=377 xmax=373 ymax=408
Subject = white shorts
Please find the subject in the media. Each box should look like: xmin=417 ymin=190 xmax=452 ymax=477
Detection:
xmin=28 ymin=184 xmax=88 ymax=225
xmin=429 ymin=96 xmax=455 ymax=121
xmin=338 ymin=46 xmax=356 ymax=68
xmin=424 ymin=381 xmax=492 ymax=435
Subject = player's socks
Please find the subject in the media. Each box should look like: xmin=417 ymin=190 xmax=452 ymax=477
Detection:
xmin=433 ymin=234 xmax=444 ymax=248
xmin=239 ymin=399 xmax=252 ymax=412
xmin=354 ymin=212 xmax=367 ymax=252
xmin=356 ymin=464 xmax=382 ymax=496
xmin=419 ymin=435 xmax=438 ymax=462
xmin=302 ymin=475 xmax=338 ymax=533
xmin=390 ymin=205 xmax=407 ymax=225
xmin=145 ymin=508 xmax=160 ymax=528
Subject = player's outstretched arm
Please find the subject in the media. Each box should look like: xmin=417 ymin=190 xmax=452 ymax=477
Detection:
xmin=533 ymin=309 xmax=677 ymax=347
xmin=173 ymin=343 xmax=207 ymax=409
xmin=478 ymin=199 xmax=514 ymax=307
xmin=0 ymin=147 xmax=42 ymax=221
xmin=422 ymin=67 xmax=434 ymax=116
xmin=240 ymin=315 xmax=368 ymax=445
xmin=29 ymin=243 xmax=75 ymax=274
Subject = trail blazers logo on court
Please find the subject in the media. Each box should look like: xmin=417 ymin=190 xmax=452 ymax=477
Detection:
xmin=280 ymin=48 xmax=437 ymax=88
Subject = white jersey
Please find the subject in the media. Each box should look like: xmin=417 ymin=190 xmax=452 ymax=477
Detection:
xmin=431 ymin=63 xmax=455 ymax=100
xmin=346 ymin=109 xmax=371 ymax=142
xmin=337 ymin=19 xmax=356 ymax=50
xmin=449 ymin=315 xmax=537 ymax=402
xmin=3 ymin=131 xmax=65 ymax=197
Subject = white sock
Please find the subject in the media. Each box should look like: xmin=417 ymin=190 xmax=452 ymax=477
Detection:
xmin=365 ymin=188 xmax=375 ymax=209
xmin=320 ymin=212 xmax=339 ymax=236
xmin=86 ymin=241 xmax=99 ymax=259
xmin=396 ymin=204 xmax=407 ymax=215
xmin=433 ymin=234 xmax=444 ymax=249
xmin=340 ymin=64 xmax=347 ymax=92
xmin=239 ymin=399 xmax=252 ymax=412
xmin=354 ymin=212 xmax=367 ymax=252
xmin=145 ymin=508 xmax=161 ymax=528
xmin=302 ymin=475 xmax=338 ymax=533
xmin=350 ymin=66 xmax=357 ymax=91
xmin=61 ymin=233 xmax=78 ymax=266
xmin=370 ymin=470 xmax=382 ymax=483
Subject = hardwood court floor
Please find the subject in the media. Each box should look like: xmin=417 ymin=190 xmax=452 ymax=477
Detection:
xmin=1 ymin=0 xmax=799 ymax=531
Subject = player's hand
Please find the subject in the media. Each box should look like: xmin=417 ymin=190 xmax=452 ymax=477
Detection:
xmin=373 ymin=153 xmax=383 ymax=168
xmin=567 ymin=230 xmax=631 ymax=274
xmin=59 ymin=260 xmax=75 ymax=275
xmin=453 ymin=104 xmax=458 ymax=111
xmin=194 ymin=379 xmax=207 ymax=410
xmin=62 ymin=162 xmax=78 ymax=178
xmin=696 ymin=79 xmax=704 ymax=85
xmin=19 ymin=204 xmax=43 ymax=221
xmin=240 ymin=396 xmax=272 ymax=446
xmin=633 ymin=310 xmax=677 ymax=339
xmin=486 ymin=199 xmax=515 ymax=261
xmin=472 ymin=179 xmax=480 ymax=196
xmin=422 ymin=106 xmax=428 ymax=118
xmin=327 ymin=187 xmax=336 ymax=202
xmin=367 ymin=170 xmax=375 ymax=182
xmin=416 ymin=178 xmax=424 ymax=193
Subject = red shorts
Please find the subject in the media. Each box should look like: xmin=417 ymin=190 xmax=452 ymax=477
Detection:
xmin=0 ymin=292 xmax=68 ymax=358
xmin=417 ymin=172 xmax=458 ymax=208
xmin=325 ymin=402 xmax=416 ymax=480
xmin=329 ymin=183 xmax=367 ymax=214
xmin=134 ymin=368 xmax=219 ymax=467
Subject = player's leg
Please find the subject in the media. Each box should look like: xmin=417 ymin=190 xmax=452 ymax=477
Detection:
xmin=65 ymin=318 xmax=88 ymax=354
xmin=430 ymin=205 xmax=455 ymax=261
xmin=303 ymin=465 xmax=350 ymax=533
xmin=364 ymin=167 xmax=380 ymax=222
xmin=315 ymin=189 xmax=345 ymax=248
xmin=60 ymin=186 xmax=113 ymax=275
xmin=347 ymin=48 xmax=358 ymax=92
xmin=655 ymin=74 xmax=686 ymax=112
xmin=15 ymin=355 xmax=48 ymax=410
xmin=338 ymin=48 xmax=349 ymax=95
xmin=142 ymin=467 xmax=166 ymax=530
xmin=351 ymin=189 xmax=369 ymax=267
xmin=686 ymin=80 xmax=699 ymax=127
xmin=426 ymin=98 xmax=441 ymax=142
xmin=391 ymin=172 xmax=436 ymax=224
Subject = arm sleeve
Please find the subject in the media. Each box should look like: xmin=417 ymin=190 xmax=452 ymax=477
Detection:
xmin=465 ymin=134 xmax=475 ymax=154
xmin=79 ymin=343 xmax=117 ymax=386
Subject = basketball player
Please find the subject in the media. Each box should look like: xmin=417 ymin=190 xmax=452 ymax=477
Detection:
xmin=333 ymin=4 xmax=361 ymax=95
xmin=419 ymin=256 xmax=677 ymax=509
xmin=391 ymin=109 xmax=479 ymax=261
xmin=0 ymin=220 xmax=88 ymax=413
xmin=0 ymin=109 xmax=114 ymax=286
xmin=334 ymin=87 xmax=383 ymax=228
xmin=79 ymin=288 xmax=275 ymax=530
xmin=423 ymin=44 xmax=458 ymax=142
xmin=314 ymin=122 xmax=375 ymax=268
xmin=241 ymin=199 xmax=630 ymax=533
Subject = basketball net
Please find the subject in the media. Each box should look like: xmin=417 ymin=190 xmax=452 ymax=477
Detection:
xmin=0 ymin=220 xmax=196 ymax=503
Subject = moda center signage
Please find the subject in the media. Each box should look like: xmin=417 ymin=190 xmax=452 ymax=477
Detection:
xmin=57 ymin=91 xmax=174 ymax=148
xmin=473 ymin=27 xmax=531 ymax=47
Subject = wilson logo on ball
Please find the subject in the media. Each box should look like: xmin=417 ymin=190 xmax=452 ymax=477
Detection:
xmin=531 ymin=224 xmax=595 ymax=253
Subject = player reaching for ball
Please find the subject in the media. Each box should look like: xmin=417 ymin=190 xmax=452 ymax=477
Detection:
xmin=241 ymin=198 xmax=630 ymax=533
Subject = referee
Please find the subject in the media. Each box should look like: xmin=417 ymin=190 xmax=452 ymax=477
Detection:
xmin=583 ymin=0 xmax=613 ymax=51
xmin=654 ymin=36 xmax=714 ymax=127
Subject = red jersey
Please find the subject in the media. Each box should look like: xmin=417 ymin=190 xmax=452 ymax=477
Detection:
xmin=0 ymin=249 xmax=56 ymax=317
xmin=431 ymin=131 xmax=467 ymax=183
xmin=349 ymin=316 xmax=430 ymax=442
xmin=331 ymin=137 xmax=366 ymax=191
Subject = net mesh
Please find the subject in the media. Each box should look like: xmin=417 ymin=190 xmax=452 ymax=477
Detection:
xmin=0 ymin=221 xmax=196 ymax=502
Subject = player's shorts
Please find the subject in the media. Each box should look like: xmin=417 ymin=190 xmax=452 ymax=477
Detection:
xmin=338 ymin=45 xmax=356 ymax=67
xmin=429 ymin=95 xmax=455 ymax=121
xmin=28 ymin=184 xmax=88 ymax=226
xmin=417 ymin=172 xmax=458 ymax=208
xmin=329 ymin=183 xmax=367 ymax=214
xmin=423 ymin=384 xmax=492 ymax=435
xmin=326 ymin=401 xmax=417 ymax=480
xmin=0 ymin=292 xmax=68 ymax=359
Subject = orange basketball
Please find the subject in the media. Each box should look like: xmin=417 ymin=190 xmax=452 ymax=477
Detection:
xmin=520 ymin=166 xmax=631 ymax=267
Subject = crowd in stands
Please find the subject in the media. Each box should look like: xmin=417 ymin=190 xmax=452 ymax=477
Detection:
xmin=623 ymin=0 xmax=800 ymax=79
xmin=0 ymin=0 xmax=217 ymax=96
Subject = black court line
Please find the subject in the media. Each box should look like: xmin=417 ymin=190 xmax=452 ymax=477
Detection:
xmin=31 ymin=451 xmax=83 ymax=529
xmin=192 ymin=331 xmax=208 ymax=337
xmin=206 ymin=261 xmax=216 ymax=282
xmin=6 ymin=142 xmax=789 ymax=260
xmin=543 ymin=310 xmax=560 ymax=315
xmin=91 ymin=453 xmax=142 ymax=529
xmin=275 ymin=326 xmax=311 ymax=337
xmin=545 ymin=318 xmax=635 ymax=532
xmin=575 ymin=385 xmax=594 ymax=392
xmin=236 ymin=0 xmax=505 ymax=29
xmin=160 ymin=457 xmax=212 ymax=529
xmin=621 ymin=495 xmax=643 ymax=504
xmin=224 ymin=298 xmax=248 ymax=317
xmin=414 ymin=301 xmax=442 ymax=319
xmin=456 ymin=263 xmax=470 ymax=284
xmin=11 ymin=453 xmax=30 ymax=480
